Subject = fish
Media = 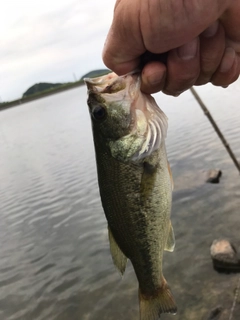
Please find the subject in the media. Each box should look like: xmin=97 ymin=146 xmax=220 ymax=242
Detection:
xmin=84 ymin=72 xmax=177 ymax=320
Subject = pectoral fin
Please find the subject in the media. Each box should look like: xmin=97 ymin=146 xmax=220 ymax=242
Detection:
xmin=164 ymin=221 xmax=175 ymax=252
xmin=108 ymin=226 xmax=127 ymax=275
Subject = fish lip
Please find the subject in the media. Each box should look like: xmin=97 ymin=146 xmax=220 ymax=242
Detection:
xmin=84 ymin=69 xmax=139 ymax=84
xmin=84 ymin=77 xmax=104 ymax=93
xmin=84 ymin=72 xmax=119 ymax=91
xmin=84 ymin=71 xmax=141 ymax=94
xmin=84 ymin=76 xmax=105 ymax=87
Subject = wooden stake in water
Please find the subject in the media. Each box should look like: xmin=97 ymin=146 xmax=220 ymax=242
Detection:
xmin=190 ymin=87 xmax=240 ymax=174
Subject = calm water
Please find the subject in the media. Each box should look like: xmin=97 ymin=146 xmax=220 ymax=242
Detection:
xmin=0 ymin=80 xmax=240 ymax=320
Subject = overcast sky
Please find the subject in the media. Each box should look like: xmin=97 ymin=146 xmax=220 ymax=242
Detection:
xmin=1 ymin=0 xmax=115 ymax=101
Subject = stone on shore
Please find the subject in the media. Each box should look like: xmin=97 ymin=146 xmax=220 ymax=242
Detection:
xmin=206 ymin=169 xmax=222 ymax=184
xmin=210 ymin=239 xmax=240 ymax=273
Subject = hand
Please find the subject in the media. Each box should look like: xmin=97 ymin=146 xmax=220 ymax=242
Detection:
xmin=102 ymin=0 xmax=240 ymax=95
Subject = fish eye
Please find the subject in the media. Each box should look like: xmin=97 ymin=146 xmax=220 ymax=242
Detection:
xmin=92 ymin=105 xmax=107 ymax=121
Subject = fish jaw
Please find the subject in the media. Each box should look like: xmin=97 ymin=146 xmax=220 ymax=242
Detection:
xmin=84 ymin=72 xmax=120 ymax=93
xmin=84 ymin=71 xmax=140 ymax=99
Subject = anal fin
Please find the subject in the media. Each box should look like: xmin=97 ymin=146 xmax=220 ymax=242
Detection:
xmin=164 ymin=221 xmax=175 ymax=252
xmin=108 ymin=226 xmax=127 ymax=275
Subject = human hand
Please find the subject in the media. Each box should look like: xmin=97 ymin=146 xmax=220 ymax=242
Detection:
xmin=102 ymin=0 xmax=240 ymax=95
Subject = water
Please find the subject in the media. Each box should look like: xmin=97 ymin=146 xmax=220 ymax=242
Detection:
xmin=0 ymin=80 xmax=240 ymax=320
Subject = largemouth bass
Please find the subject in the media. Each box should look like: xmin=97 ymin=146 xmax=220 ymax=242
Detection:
xmin=85 ymin=72 xmax=177 ymax=320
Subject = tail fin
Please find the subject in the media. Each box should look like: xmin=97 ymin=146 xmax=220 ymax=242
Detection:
xmin=139 ymin=278 xmax=177 ymax=320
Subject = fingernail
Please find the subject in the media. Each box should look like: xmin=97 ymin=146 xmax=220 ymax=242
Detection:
xmin=202 ymin=21 xmax=219 ymax=38
xmin=220 ymin=47 xmax=235 ymax=72
xmin=163 ymin=89 xmax=182 ymax=97
xmin=177 ymin=38 xmax=198 ymax=60
xmin=147 ymin=72 xmax=161 ymax=86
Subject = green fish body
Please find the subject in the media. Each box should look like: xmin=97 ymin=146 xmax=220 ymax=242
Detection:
xmin=85 ymin=72 xmax=177 ymax=320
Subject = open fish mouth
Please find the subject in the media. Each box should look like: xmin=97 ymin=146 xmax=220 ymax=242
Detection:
xmin=84 ymin=72 xmax=140 ymax=95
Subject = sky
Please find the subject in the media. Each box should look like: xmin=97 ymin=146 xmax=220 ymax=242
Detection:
xmin=0 ymin=0 xmax=115 ymax=101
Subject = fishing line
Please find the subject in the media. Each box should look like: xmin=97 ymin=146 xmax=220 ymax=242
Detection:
xmin=190 ymin=87 xmax=240 ymax=175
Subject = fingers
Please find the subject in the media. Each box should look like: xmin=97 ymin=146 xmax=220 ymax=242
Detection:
xmin=141 ymin=38 xmax=201 ymax=95
xmin=140 ymin=21 xmax=240 ymax=96
xmin=140 ymin=62 xmax=166 ymax=94
xmin=211 ymin=48 xmax=240 ymax=86
xmin=195 ymin=21 xmax=225 ymax=85
xmin=162 ymin=38 xmax=200 ymax=96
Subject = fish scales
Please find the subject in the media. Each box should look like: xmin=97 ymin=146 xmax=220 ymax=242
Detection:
xmin=85 ymin=72 xmax=177 ymax=320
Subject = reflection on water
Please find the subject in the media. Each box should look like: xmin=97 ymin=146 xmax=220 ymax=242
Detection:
xmin=0 ymin=80 xmax=240 ymax=320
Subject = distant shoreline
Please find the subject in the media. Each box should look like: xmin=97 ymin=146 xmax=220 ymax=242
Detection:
xmin=0 ymin=69 xmax=111 ymax=111
xmin=0 ymin=81 xmax=85 ymax=111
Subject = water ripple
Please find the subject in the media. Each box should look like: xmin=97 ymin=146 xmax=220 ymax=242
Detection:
xmin=0 ymin=83 xmax=239 ymax=319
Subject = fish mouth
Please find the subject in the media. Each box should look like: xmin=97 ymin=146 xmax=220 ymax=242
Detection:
xmin=84 ymin=72 xmax=140 ymax=96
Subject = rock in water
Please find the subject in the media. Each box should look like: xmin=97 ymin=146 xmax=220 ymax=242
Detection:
xmin=206 ymin=169 xmax=222 ymax=183
xmin=206 ymin=306 xmax=222 ymax=320
xmin=210 ymin=239 xmax=240 ymax=273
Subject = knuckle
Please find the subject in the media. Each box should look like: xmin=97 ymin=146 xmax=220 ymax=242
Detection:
xmin=165 ymin=76 xmax=198 ymax=94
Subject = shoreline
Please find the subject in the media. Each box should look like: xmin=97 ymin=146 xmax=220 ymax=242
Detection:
xmin=0 ymin=69 xmax=111 ymax=112
xmin=0 ymin=81 xmax=85 ymax=111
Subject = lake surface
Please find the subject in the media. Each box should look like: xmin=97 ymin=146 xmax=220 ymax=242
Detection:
xmin=0 ymin=80 xmax=240 ymax=320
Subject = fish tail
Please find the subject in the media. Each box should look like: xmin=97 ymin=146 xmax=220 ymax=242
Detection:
xmin=139 ymin=278 xmax=177 ymax=320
